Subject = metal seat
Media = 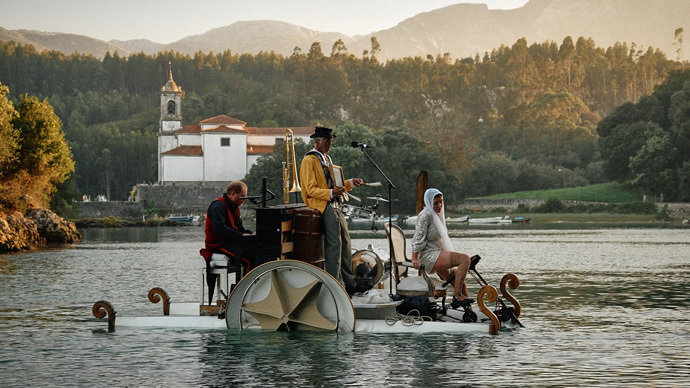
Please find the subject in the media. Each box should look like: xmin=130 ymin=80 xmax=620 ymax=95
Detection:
xmin=384 ymin=222 xmax=411 ymax=282
xmin=384 ymin=223 xmax=447 ymax=300
xmin=201 ymin=253 xmax=244 ymax=305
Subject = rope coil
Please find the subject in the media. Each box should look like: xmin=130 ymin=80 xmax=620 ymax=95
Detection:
xmin=384 ymin=309 xmax=433 ymax=326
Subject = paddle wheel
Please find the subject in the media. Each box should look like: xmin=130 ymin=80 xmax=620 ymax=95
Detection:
xmin=225 ymin=260 xmax=355 ymax=332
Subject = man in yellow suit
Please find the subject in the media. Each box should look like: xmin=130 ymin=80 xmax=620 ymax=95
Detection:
xmin=300 ymin=126 xmax=365 ymax=294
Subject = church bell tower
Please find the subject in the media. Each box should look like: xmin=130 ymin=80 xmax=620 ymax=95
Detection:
xmin=160 ymin=61 xmax=182 ymax=132
xmin=158 ymin=61 xmax=183 ymax=182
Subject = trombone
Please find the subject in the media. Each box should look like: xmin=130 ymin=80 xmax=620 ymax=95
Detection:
xmin=283 ymin=128 xmax=301 ymax=204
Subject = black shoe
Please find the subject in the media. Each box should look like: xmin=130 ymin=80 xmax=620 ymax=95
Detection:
xmin=451 ymin=297 xmax=474 ymax=309
xmin=469 ymin=255 xmax=481 ymax=271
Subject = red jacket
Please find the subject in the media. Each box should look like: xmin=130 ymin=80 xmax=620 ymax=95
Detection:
xmin=204 ymin=194 xmax=250 ymax=251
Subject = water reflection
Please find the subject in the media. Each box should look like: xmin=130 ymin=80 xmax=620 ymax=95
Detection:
xmin=0 ymin=227 xmax=688 ymax=386
xmin=80 ymin=226 xmax=204 ymax=244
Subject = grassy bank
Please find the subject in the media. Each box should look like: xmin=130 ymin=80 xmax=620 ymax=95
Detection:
xmin=473 ymin=182 xmax=646 ymax=203
xmin=455 ymin=182 xmax=690 ymax=225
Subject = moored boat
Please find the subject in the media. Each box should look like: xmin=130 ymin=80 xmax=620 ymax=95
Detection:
xmin=512 ymin=216 xmax=531 ymax=223
xmin=167 ymin=215 xmax=201 ymax=225
xmin=446 ymin=215 xmax=470 ymax=223
xmin=468 ymin=215 xmax=512 ymax=224
xmin=402 ymin=214 xmax=469 ymax=228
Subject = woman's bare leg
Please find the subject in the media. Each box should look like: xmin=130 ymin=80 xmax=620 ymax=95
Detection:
xmin=434 ymin=251 xmax=470 ymax=299
xmin=450 ymin=252 xmax=470 ymax=300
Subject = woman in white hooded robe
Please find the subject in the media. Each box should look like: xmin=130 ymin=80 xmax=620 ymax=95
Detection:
xmin=410 ymin=188 xmax=473 ymax=307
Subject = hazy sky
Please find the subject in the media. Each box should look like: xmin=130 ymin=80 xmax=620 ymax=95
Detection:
xmin=2 ymin=0 xmax=530 ymax=43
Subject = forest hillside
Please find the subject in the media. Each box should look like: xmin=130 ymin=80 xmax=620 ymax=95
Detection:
xmin=0 ymin=32 xmax=687 ymax=213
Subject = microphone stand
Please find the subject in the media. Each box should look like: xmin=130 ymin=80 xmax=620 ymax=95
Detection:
xmin=355 ymin=145 xmax=397 ymax=297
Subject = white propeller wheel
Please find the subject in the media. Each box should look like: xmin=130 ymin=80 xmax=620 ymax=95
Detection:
xmin=225 ymin=260 xmax=355 ymax=332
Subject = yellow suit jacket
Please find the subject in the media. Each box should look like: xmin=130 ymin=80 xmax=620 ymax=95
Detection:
xmin=300 ymin=153 xmax=353 ymax=213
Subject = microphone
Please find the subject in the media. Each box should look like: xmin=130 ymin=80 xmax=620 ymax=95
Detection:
xmin=351 ymin=141 xmax=373 ymax=149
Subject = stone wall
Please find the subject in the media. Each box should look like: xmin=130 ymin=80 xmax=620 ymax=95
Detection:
xmin=664 ymin=203 xmax=690 ymax=218
xmin=75 ymin=182 xmax=257 ymax=220
xmin=134 ymin=182 xmax=229 ymax=214
xmin=77 ymin=201 xmax=144 ymax=219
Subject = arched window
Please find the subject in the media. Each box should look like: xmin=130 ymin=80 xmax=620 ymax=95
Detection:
xmin=167 ymin=100 xmax=176 ymax=114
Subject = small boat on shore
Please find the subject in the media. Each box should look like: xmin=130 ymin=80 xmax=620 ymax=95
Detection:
xmin=167 ymin=215 xmax=201 ymax=225
xmin=468 ymin=215 xmax=512 ymax=224
xmin=512 ymin=216 xmax=531 ymax=223
xmin=447 ymin=215 xmax=470 ymax=223
xmin=402 ymin=215 xmax=469 ymax=227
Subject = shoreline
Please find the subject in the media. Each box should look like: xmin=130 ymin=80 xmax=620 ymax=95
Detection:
xmin=0 ymin=209 xmax=82 ymax=253
xmin=73 ymin=216 xmax=198 ymax=228
xmin=71 ymin=212 xmax=688 ymax=229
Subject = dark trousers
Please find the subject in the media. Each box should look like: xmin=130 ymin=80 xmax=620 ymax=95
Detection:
xmin=206 ymin=236 xmax=257 ymax=304
xmin=322 ymin=203 xmax=355 ymax=291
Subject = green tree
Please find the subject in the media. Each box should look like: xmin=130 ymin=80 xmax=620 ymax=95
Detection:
xmin=378 ymin=127 xmax=461 ymax=212
xmin=462 ymin=152 xmax=519 ymax=196
xmin=629 ymin=124 xmax=677 ymax=197
xmin=0 ymin=83 xmax=19 ymax=177
xmin=674 ymin=27 xmax=684 ymax=65
xmin=331 ymin=39 xmax=348 ymax=57
xmin=0 ymin=89 xmax=75 ymax=212
xmin=308 ymin=42 xmax=324 ymax=60
xmin=12 ymin=95 xmax=75 ymax=207
xmin=370 ymin=37 xmax=381 ymax=61
xmin=598 ymin=69 xmax=690 ymax=199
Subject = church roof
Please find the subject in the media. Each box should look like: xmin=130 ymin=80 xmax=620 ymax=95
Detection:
xmin=176 ymin=125 xmax=201 ymax=134
xmin=247 ymin=145 xmax=275 ymax=155
xmin=200 ymin=115 xmax=246 ymax=126
xmin=245 ymin=126 xmax=315 ymax=136
xmin=203 ymin=125 xmax=247 ymax=134
xmin=161 ymin=145 xmax=203 ymax=156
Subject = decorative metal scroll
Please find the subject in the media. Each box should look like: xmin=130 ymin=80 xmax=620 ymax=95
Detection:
xmin=92 ymin=300 xmax=116 ymax=332
xmin=148 ymin=287 xmax=171 ymax=316
xmin=500 ymin=273 xmax=522 ymax=320
xmin=477 ymin=285 xmax=500 ymax=335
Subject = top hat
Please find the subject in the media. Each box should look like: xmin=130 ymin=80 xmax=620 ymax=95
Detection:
xmin=310 ymin=126 xmax=336 ymax=139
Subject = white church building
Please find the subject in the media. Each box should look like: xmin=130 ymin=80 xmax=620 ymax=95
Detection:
xmin=157 ymin=67 xmax=314 ymax=183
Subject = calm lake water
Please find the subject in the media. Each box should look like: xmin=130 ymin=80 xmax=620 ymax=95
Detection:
xmin=1 ymin=226 xmax=689 ymax=386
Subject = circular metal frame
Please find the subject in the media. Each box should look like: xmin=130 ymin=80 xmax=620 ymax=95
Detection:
xmin=225 ymin=260 xmax=355 ymax=332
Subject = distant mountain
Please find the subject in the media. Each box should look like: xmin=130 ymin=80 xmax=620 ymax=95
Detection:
xmin=351 ymin=0 xmax=689 ymax=60
xmin=0 ymin=27 xmax=127 ymax=57
xmin=171 ymin=21 xmax=353 ymax=56
xmin=1 ymin=0 xmax=687 ymax=60
xmin=108 ymin=39 xmax=164 ymax=55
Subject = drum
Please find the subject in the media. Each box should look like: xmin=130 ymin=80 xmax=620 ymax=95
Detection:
xmin=292 ymin=207 xmax=324 ymax=266
xmin=351 ymin=249 xmax=384 ymax=286
xmin=341 ymin=204 xmax=357 ymax=216
xmin=352 ymin=206 xmax=374 ymax=219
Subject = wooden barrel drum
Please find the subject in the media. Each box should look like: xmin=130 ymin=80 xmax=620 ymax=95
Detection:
xmin=292 ymin=207 xmax=325 ymax=268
